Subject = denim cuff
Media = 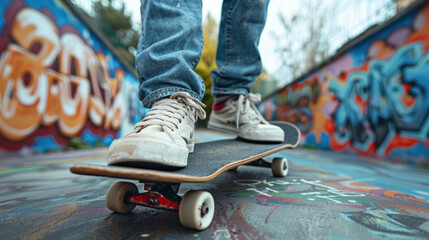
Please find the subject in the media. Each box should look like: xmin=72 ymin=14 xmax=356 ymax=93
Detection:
xmin=142 ymin=87 xmax=201 ymax=108
xmin=211 ymin=86 xmax=249 ymax=97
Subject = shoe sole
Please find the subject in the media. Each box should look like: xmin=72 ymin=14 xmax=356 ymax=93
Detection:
xmin=107 ymin=139 xmax=190 ymax=168
xmin=207 ymin=123 xmax=240 ymax=135
xmin=208 ymin=123 xmax=284 ymax=142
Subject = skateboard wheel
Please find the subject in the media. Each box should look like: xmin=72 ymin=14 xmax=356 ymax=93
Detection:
xmin=106 ymin=181 xmax=138 ymax=214
xmin=271 ymin=157 xmax=289 ymax=177
xmin=179 ymin=191 xmax=215 ymax=230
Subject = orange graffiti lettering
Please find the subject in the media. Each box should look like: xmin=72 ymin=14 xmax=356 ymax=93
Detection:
xmin=0 ymin=8 xmax=124 ymax=140
xmin=383 ymin=190 xmax=424 ymax=203
xmin=396 ymin=205 xmax=429 ymax=215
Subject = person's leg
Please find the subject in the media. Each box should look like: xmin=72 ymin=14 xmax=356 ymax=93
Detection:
xmin=209 ymin=0 xmax=284 ymax=142
xmin=136 ymin=0 xmax=204 ymax=108
xmin=108 ymin=0 xmax=206 ymax=168
xmin=211 ymin=0 xmax=269 ymax=96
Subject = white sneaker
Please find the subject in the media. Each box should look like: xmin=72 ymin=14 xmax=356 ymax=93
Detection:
xmin=208 ymin=93 xmax=284 ymax=142
xmin=107 ymin=92 xmax=206 ymax=168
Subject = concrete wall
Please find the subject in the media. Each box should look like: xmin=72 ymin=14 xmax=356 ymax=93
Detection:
xmin=261 ymin=1 xmax=429 ymax=163
xmin=0 ymin=0 xmax=145 ymax=155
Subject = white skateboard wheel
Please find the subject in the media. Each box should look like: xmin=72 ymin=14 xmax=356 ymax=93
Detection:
xmin=179 ymin=191 xmax=215 ymax=230
xmin=106 ymin=181 xmax=138 ymax=214
xmin=271 ymin=157 xmax=289 ymax=177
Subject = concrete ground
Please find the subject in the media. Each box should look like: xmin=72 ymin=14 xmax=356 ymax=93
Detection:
xmin=1 ymin=129 xmax=429 ymax=240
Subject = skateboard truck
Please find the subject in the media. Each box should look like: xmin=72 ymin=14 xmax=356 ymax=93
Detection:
xmin=236 ymin=157 xmax=289 ymax=177
xmin=125 ymin=183 xmax=181 ymax=211
xmin=106 ymin=181 xmax=215 ymax=231
xmin=246 ymin=158 xmax=272 ymax=168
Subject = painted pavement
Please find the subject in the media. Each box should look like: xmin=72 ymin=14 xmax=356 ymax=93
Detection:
xmin=1 ymin=129 xmax=429 ymax=240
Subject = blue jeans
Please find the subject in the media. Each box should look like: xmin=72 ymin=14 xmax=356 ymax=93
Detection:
xmin=136 ymin=0 xmax=270 ymax=108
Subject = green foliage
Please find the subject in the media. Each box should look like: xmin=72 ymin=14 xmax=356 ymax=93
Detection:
xmin=87 ymin=0 xmax=140 ymax=66
xmin=252 ymin=69 xmax=278 ymax=98
xmin=195 ymin=14 xmax=218 ymax=126
xmin=420 ymin=162 xmax=429 ymax=169
xmin=66 ymin=137 xmax=103 ymax=150
xmin=66 ymin=138 xmax=92 ymax=150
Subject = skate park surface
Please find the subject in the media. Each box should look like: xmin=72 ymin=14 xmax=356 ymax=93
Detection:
xmin=1 ymin=129 xmax=429 ymax=240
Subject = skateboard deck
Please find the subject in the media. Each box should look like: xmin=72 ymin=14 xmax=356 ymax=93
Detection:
xmin=70 ymin=122 xmax=300 ymax=230
xmin=70 ymin=122 xmax=300 ymax=183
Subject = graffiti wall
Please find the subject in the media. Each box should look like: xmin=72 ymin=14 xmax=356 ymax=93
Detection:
xmin=261 ymin=2 xmax=429 ymax=163
xmin=0 ymin=0 xmax=145 ymax=155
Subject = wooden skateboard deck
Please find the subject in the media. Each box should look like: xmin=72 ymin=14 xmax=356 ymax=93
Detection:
xmin=70 ymin=122 xmax=300 ymax=183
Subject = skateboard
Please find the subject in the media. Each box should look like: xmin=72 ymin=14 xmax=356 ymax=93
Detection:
xmin=70 ymin=122 xmax=300 ymax=230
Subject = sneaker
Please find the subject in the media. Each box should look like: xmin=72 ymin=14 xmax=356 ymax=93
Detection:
xmin=208 ymin=93 xmax=284 ymax=142
xmin=107 ymin=92 xmax=206 ymax=168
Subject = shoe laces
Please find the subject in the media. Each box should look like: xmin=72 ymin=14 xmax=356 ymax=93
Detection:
xmin=235 ymin=93 xmax=268 ymax=129
xmin=135 ymin=93 xmax=206 ymax=141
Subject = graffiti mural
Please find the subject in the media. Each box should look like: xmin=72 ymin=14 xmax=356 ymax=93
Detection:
xmin=261 ymin=3 xmax=429 ymax=162
xmin=0 ymin=0 xmax=144 ymax=154
xmin=231 ymin=176 xmax=429 ymax=239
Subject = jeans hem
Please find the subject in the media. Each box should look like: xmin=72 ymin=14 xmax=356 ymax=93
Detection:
xmin=211 ymin=87 xmax=249 ymax=97
xmin=142 ymin=87 xmax=201 ymax=108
